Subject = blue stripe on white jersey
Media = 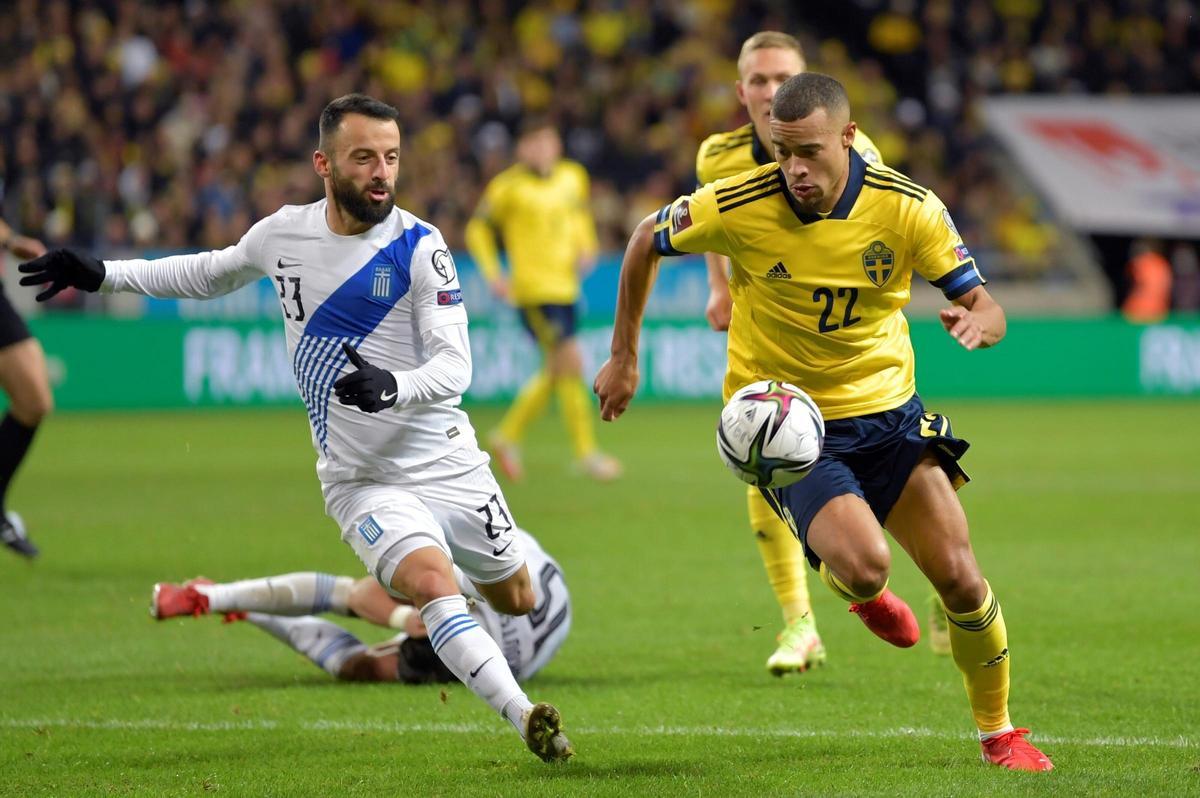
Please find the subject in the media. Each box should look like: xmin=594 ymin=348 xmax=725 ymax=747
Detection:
xmin=292 ymin=223 xmax=434 ymax=451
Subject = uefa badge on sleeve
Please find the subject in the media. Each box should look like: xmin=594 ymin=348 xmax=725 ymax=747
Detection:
xmin=942 ymin=209 xmax=960 ymax=237
xmin=432 ymin=249 xmax=457 ymax=285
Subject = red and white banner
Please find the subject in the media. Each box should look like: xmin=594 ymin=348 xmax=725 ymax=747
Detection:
xmin=981 ymin=97 xmax=1200 ymax=237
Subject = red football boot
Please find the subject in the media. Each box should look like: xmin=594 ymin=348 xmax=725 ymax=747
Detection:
xmin=981 ymin=728 xmax=1054 ymax=772
xmin=150 ymin=578 xmax=213 ymax=620
xmin=848 ymin=588 xmax=920 ymax=647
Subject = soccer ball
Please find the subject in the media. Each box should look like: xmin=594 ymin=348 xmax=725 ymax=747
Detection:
xmin=716 ymin=380 xmax=825 ymax=489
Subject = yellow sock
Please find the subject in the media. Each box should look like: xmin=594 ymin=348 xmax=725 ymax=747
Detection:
xmin=555 ymin=377 xmax=596 ymax=459
xmin=819 ymin=561 xmax=885 ymax=604
xmin=944 ymin=582 xmax=1011 ymax=733
xmin=497 ymin=371 xmax=552 ymax=444
xmin=747 ymin=488 xmax=812 ymax=623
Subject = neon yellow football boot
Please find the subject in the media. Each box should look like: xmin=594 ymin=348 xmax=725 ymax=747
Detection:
xmin=766 ymin=613 xmax=827 ymax=676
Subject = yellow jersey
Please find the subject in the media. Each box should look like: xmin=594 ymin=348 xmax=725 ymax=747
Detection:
xmin=653 ymin=150 xmax=985 ymax=418
xmin=464 ymin=160 xmax=598 ymax=307
xmin=696 ymin=122 xmax=883 ymax=186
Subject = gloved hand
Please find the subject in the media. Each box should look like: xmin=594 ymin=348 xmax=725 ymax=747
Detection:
xmin=18 ymin=248 xmax=106 ymax=301
xmin=334 ymin=342 xmax=399 ymax=413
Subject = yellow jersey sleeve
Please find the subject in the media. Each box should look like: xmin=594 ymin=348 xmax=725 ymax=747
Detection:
xmin=475 ymin=173 xmax=511 ymax=226
xmin=695 ymin=133 xmax=721 ymax=186
xmin=568 ymin=163 xmax=599 ymax=257
xmin=910 ymin=190 xmax=987 ymax=300
xmin=652 ymin=183 xmax=729 ymax=257
xmin=464 ymin=175 xmax=511 ymax=283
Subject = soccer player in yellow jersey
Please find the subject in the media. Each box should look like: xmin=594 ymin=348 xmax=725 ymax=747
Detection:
xmin=466 ymin=120 xmax=620 ymax=482
xmin=694 ymin=31 xmax=893 ymax=677
xmin=595 ymin=73 xmax=1052 ymax=771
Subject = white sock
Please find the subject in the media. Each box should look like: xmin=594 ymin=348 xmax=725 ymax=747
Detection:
xmin=420 ymin=595 xmax=532 ymax=733
xmin=979 ymin=724 xmax=1016 ymax=741
xmin=245 ymin=613 xmax=366 ymax=677
xmin=199 ymin=573 xmax=353 ymax=616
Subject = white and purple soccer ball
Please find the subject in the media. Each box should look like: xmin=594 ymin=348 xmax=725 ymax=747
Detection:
xmin=716 ymin=380 xmax=825 ymax=489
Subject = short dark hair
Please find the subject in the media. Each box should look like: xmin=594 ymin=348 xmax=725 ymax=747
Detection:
xmin=518 ymin=115 xmax=558 ymax=139
xmin=771 ymin=73 xmax=849 ymax=123
xmin=318 ymin=94 xmax=401 ymax=152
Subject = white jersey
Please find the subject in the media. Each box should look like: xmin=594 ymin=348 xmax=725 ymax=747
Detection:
xmin=102 ymin=201 xmax=478 ymax=484
xmin=471 ymin=529 xmax=571 ymax=681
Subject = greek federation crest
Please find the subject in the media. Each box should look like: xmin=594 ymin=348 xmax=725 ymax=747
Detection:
xmin=862 ymin=240 xmax=894 ymax=287
xmin=371 ymin=264 xmax=393 ymax=299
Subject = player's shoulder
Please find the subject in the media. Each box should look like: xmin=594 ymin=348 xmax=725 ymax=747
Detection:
xmin=258 ymin=200 xmax=322 ymax=229
xmin=395 ymin=208 xmax=448 ymax=248
xmin=553 ymin=160 xmax=591 ymax=193
xmin=857 ymin=162 xmax=958 ymax=240
xmin=708 ymin=162 xmax=784 ymax=214
xmin=860 ymin=162 xmax=933 ymax=205
xmin=489 ymin=163 xmax=529 ymax=188
xmin=696 ymin=123 xmax=756 ymax=183
xmin=698 ymin=123 xmax=755 ymax=161
xmin=556 ymin=159 xmax=589 ymax=179
xmin=852 ymin=128 xmax=884 ymax=167
xmin=244 ymin=201 xmax=323 ymax=249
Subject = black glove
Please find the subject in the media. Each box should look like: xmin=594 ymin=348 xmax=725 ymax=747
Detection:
xmin=18 ymin=248 xmax=106 ymax=302
xmin=334 ymin=342 xmax=398 ymax=413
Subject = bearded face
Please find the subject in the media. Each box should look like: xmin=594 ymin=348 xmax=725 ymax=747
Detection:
xmin=329 ymin=161 xmax=396 ymax=226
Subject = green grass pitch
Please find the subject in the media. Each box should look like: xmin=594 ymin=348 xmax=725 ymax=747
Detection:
xmin=1 ymin=400 xmax=1198 ymax=796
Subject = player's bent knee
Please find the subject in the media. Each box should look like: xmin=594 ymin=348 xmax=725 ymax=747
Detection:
xmin=930 ymin=558 xmax=987 ymax=613
xmin=844 ymin=539 xmax=892 ymax=598
xmin=392 ymin=567 xmax=458 ymax=609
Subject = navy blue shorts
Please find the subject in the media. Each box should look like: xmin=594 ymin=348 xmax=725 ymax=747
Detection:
xmin=763 ymin=394 xmax=970 ymax=570
xmin=518 ymin=304 xmax=577 ymax=351
xmin=0 ymin=283 xmax=32 ymax=349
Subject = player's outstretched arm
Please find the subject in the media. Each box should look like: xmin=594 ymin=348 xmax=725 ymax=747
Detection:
xmin=348 ymin=576 xmax=424 ymax=631
xmin=17 ymin=248 xmax=106 ymax=301
xmin=594 ymin=212 xmax=661 ymax=421
xmin=704 ymin=252 xmax=733 ymax=331
xmin=0 ymin=219 xmax=47 ymax=261
xmin=939 ymin=285 xmax=1006 ymax=350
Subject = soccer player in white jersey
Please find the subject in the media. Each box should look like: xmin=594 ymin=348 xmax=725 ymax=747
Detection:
xmin=151 ymin=527 xmax=571 ymax=687
xmin=18 ymin=94 xmax=572 ymax=763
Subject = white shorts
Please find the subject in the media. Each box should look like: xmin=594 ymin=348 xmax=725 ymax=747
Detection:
xmin=323 ymin=448 xmax=524 ymax=591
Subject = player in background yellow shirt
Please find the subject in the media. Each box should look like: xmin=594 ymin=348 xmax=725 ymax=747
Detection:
xmin=466 ymin=120 xmax=620 ymax=482
xmin=696 ymin=32 xmax=949 ymax=672
xmin=595 ymin=73 xmax=1052 ymax=772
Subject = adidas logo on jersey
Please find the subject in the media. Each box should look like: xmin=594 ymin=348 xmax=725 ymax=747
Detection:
xmin=766 ymin=262 xmax=791 ymax=279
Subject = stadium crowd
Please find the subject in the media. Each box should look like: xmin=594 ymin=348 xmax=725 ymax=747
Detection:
xmin=1 ymin=0 xmax=1196 ymax=306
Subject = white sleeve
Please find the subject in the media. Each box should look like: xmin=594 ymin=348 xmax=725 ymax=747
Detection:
xmin=409 ymin=231 xmax=469 ymax=332
xmin=100 ymin=217 xmax=270 ymax=299
xmin=389 ymin=323 xmax=472 ymax=408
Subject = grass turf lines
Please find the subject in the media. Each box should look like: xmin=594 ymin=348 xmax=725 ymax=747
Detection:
xmin=1 ymin=400 xmax=1198 ymax=796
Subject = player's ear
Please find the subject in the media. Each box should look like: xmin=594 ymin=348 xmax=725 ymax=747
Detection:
xmin=842 ymin=121 xmax=857 ymax=149
xmin=735 ymin=79 xmax=747 ymax=106
xmin=313 ymin=149 xmax=331 ymax=179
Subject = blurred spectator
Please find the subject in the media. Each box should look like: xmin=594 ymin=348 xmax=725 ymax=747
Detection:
xmin=2 ymin=0 xmax=1195 ymax=306
xmin=1170 ymin=242 xmax=1200 ymax=313
xmin=1122 ymin=239 xmax=1173 ymax=323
